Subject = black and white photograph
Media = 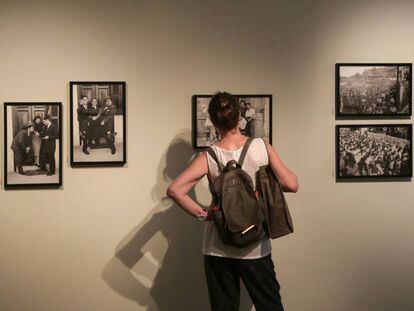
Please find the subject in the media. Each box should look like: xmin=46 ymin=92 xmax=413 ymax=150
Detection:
xmin=336 ymin=124 xmax=412 ymax=179
xmin=336 ymin=63 xmax=412 ymax=117
xmin=192 ymin=94 xmax=272 ymax=148
xmin=4 ymin=102 xmax=62 ymax=189
xmin=70 ymin=81 xmax=126 ymax=167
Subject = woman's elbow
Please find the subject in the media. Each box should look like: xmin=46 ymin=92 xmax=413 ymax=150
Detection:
xmin=290 ymin=181 xmax=299 ymax=193
xmin=166 ymin=185 xmax=177 ymax=199
xmin=285 ymin=175 xmax=299 ymax=193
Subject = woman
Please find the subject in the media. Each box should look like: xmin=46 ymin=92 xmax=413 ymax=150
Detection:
xmin=167 ymin=91 xmax=298 ymax=310
xmin=32 ymin=116 xmax=44 ymax=166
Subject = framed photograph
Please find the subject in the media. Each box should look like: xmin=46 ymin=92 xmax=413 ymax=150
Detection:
xmin=336 ymin=63 xmax=412 ymax=117
xmin=4 ymin=102 xmax=62 ymax=189
xmin=192 ymin=94 xmax=272 ymax=149
xmin=70 ymin=81 xmax=126 ymax=167
xmin=336 ymin=124 xmax=412 ymax=179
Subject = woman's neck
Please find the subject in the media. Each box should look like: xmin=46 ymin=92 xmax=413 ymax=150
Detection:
xmin=219 ymin=128 xmax=241 ymax=141
xmin=215 ymin=128 xmax=249 ymax=150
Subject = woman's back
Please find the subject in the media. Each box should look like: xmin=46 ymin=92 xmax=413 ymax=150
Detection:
xmin=207 ymin=136 xmax=268 ymax=191
xmin=203 ymin=137 xmax=272 ymax=259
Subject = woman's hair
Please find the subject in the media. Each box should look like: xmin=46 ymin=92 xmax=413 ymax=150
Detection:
xmin=208 ymin=91 xmax=240 ymax=132
xmin=33 ymin=116 xmax=41 ymax=123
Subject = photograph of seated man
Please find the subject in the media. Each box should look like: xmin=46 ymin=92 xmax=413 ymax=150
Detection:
xmin=78 ymin=96 xmax=117 ymax=155
xmin=70 ymin=82 xmax=126 ymax=166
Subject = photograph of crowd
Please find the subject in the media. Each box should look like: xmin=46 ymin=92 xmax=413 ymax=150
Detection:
xmin=336 ymin=64 xmax=412 ymax=116
xmin=192 ymin=94 xmax=272 ymax=148
xmin=70 ymin=82 xmax=126 ymax=167
xmin=336 ymin=124 xmax=412 ymax=179
xmin=4 ymin=103 xmax=62 ymax=189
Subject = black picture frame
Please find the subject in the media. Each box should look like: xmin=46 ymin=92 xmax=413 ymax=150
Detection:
xmin=192 ymin=94 xmax=273 ymax=149
xmin=3 ymin=102 xmax=63 ymax=189
xmin=69 ymin=81 xmax=127 ymax=167
xmin=335 ymin=63 xmax=412 ymax=118
xmin=335 ymin=124 xmax=412 ymax=180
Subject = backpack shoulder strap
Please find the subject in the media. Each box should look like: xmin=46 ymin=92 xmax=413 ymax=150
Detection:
xmin=238 ymin=137 xmax=254 ymax=167
xmin=206 ymin=147 xmax=224 ymax=172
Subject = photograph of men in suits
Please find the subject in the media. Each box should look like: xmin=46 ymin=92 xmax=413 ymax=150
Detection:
xmin=5 ymin=103 xmax=62 ymax=188
xmin=40 ymin=117 xmax=58 ymax=176
xmin=70 ymin=82 xmax=126 ymax=166
xmin=77 ymin=97 xmax=117 ymax=155
xmin=10 ymin=121 xmax=35 ymax=175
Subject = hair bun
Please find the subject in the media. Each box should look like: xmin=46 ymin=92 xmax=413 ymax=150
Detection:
xmin=220 ymin=102 xmax=228 ymax=108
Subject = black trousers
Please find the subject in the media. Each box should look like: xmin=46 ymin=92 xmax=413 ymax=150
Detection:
xmin=40 ymin=152 xmax=55 ymax=174
xmin=204 ymin=254 xmax=284 ymax=311
xmin=13 ymin=149 xmax=24 ymax=174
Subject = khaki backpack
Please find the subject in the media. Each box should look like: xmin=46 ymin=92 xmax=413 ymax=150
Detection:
xmin=207 ymin=137 xmax=266 ymax=248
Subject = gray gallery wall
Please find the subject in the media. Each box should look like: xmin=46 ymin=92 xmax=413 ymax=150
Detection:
xmin=1 ymin=0 xmax=414 ymax=310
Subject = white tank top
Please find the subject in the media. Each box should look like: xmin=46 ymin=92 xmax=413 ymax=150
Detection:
xmin=202 ymin=138 xmax=272 ymax=259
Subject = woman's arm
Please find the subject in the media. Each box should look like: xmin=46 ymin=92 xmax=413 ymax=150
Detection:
xmin=166 ymin=152 xmax=209 ymax=219
xmin=265 ymin=141 xmax=299 ymax=193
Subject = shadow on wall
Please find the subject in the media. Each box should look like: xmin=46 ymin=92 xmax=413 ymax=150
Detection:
xmin=101 ymin=130 xmax=254 ymax=311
